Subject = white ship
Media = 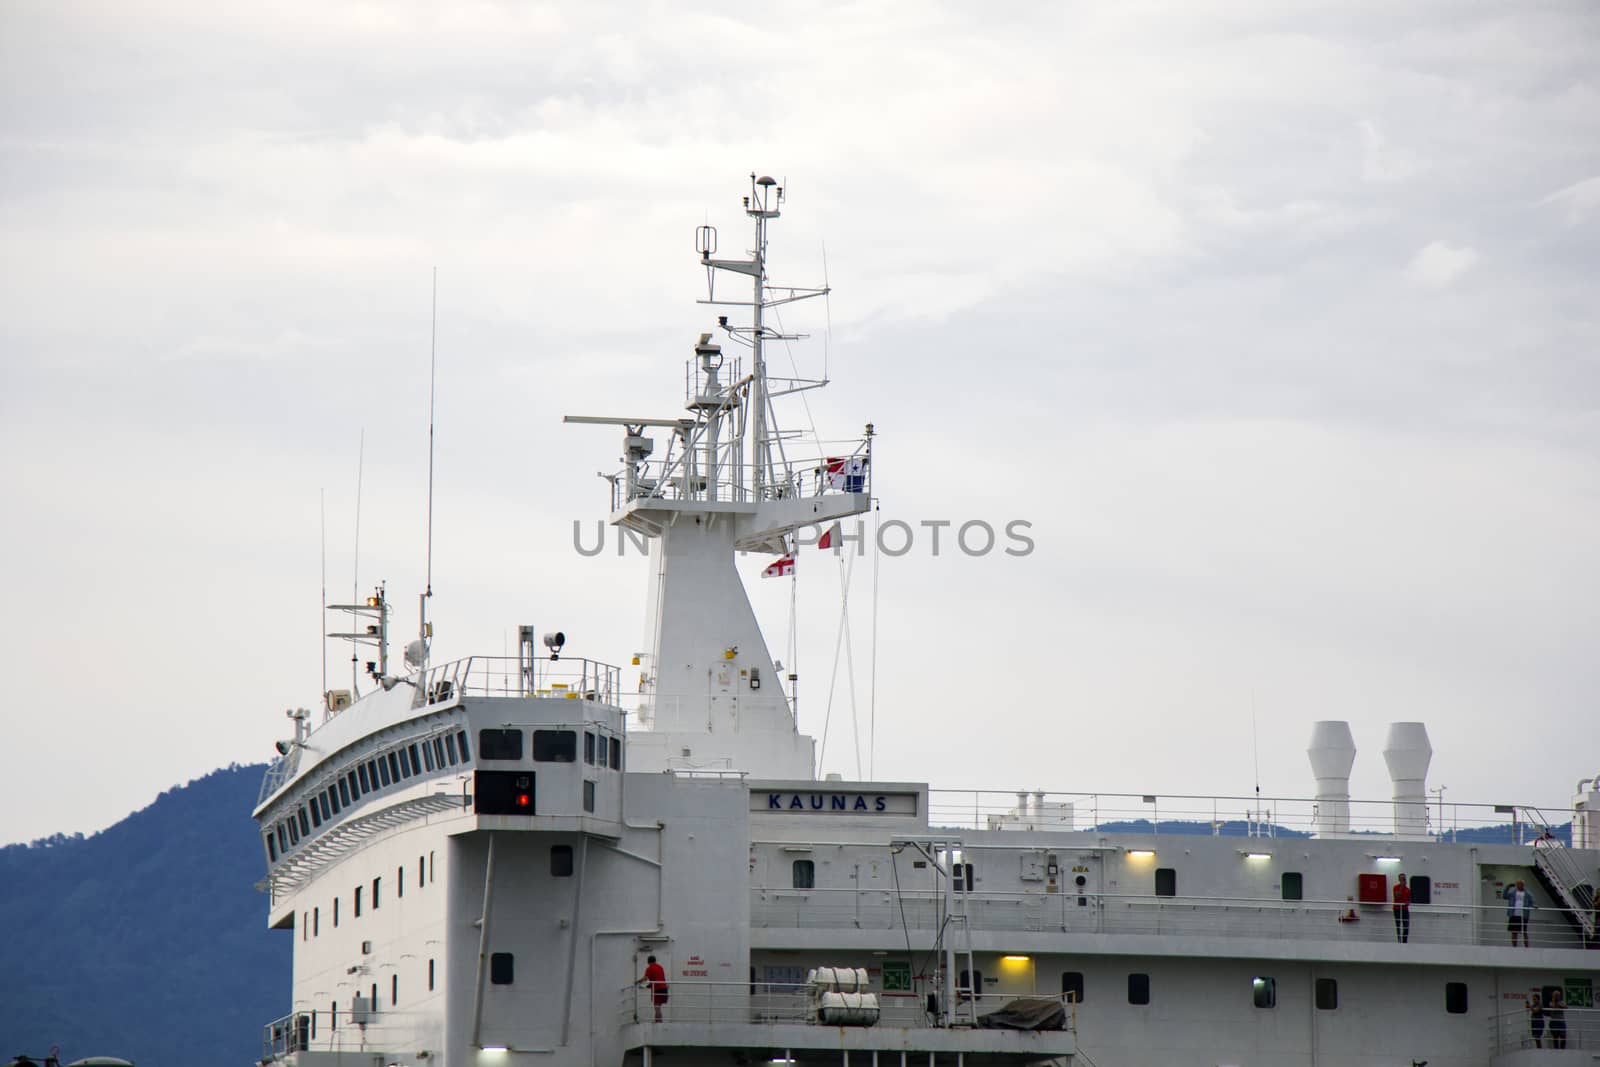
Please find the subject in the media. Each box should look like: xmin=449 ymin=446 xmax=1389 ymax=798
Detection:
xmin=252 ymin=175 xmax=1600 ymax=1067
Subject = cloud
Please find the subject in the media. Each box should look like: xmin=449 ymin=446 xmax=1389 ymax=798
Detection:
xmin=1403 ymin=240 xmax=1481 ymax=288
xmin=1544 ymin=175 xmax=1600 ymax=224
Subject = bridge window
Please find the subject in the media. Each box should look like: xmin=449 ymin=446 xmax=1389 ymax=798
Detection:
xmin=595 ymin=735 xmax=608 ymax=768
xmin=552 ymin=845 xmax=574 ymax=877
xmin=309 ymin=802 xmax=322 ymax=829
xmin=476 ymin=729 xmax=521 ymax=764
xmin=584 ymin=732 xmax=596 ymax=764
xmin=1281 ymin=872 xmax=1303 ymax=901
xmin=277 ymin=825 xmax=288 ymax=854
xmin=422 ymin=742 xmax=435 ymax=771
xmin=1315 ymin=978 xmax=1337 ymax=1010
xmin=1154 ymin=868 xmax=1176 ymax=897
xmin=457 ymin=730 xmax=472 ymax=762
xmin=610 ymin=737 xmax=622 ymax=770
xmin=444 ymin=734 xmax=458 ymax=764
xmin=534 ymin=730 xmax=577 ymax=763
xmin=377 ymin=758 xmax=391 ymax=787
xmin=491 ymin=952 xmax=514 ymax=985
xmin=323 ymin=790 xmax=336 ymax=818
xmin=1445 ymin=982 xmax=1468 ymax=1014
xmin=583 ymin=780 xmax=596 ymax=812
xmin=1128 ymin=973 xmax=1150 ymax=1005
xmin=408 ymin=744 xmax=422 ymax=775
xmin=266 ymin=833 xmax=277 ymax=863
xmin=792 ymin=860 xmax=815 ymax=889
xmin=1252 ymin=977 xmax=1276 ymax=1009
xmin=433 ymin=737 xmax=447 ymax=767
xmin=1061 ymin=972 xmax=1084 ymax=1004
xmin=358 ymin=764 xmax=370 ymax=793
xmin=338 ymin=779 xmax=350 ymax=807
xmin=388 ymin=752 xmax=402 ymax=781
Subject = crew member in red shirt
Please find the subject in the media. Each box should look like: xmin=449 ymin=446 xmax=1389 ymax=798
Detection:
xmin=637 ymin=955 xmax=669 ymax=1021
xmin=1392 ymin=874 xmax=1412 ymax=943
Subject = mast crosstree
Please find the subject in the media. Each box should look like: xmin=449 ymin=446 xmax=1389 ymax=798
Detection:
xmin=567 ymin=174 xmax=871 ymax=778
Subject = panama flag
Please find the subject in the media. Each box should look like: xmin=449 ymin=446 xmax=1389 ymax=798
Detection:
xmin=762 ymin=555 xmax=795 ymax=579
xmin=824 ymin=455 xmax=869 ymax=493
xmin=817 ymin=521 xmax=842 ymax=551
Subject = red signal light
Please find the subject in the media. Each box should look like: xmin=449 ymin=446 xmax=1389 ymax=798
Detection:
xmin=516 ymin=793 xmax=531 ymax=808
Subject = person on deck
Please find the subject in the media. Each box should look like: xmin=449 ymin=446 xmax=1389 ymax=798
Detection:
xmin=1546 ymin=989 xmax=1567 ymax=1049
xmin=1526 ymin=992 xmax=1544 ymax=1048
xmin=1392 ymin=873 xmax=1412 ymax=943
xmin=637 ymin=955 xmax=669 ymax=1022
xmin=1504 ymin=880 xmax=1536 ymax=947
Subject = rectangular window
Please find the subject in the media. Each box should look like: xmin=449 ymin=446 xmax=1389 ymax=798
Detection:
xmin=1154 ymin=868 xmax=1177 ymax=897
xmin=338 ymin=779 xmax=351 ymax=807
xmin=303 ymin=912 xmax=308 ymax=941
xmin=428 ymin=959 xmax=435 ymax=991
xmin=267 ymin=833 xmax=278 ymax=863
xmin=1128 ymin=973 xmax=1151 ymax=1005
xmin=957 ymin=969 xmax=983 ymax=1001
xmin=444 ymin=734 xmax=458 ymax=764
xmin=479 ymin=728 xmax=523 ymax=761
xmin=582 ymin=779 xmax=596 ymax=812
xmin=533 ymin=730 xmax=578 ymax=763
xmin=1445 ymin=982 xmax=1468 ymax=1014
xmin=372 ymin=877 xmax=380 ymax=909
xmin=490 ymin=952 xmax=514 ymax=985
xmin=584 ymin=732 xmax=596 ymax=764
xmin=309 ymin=802 xmax=322 ymax=829
xmin=1408 ymin=875 xmax=1432 ymax=905
xmin=313 ymin=907 xmax=319 ymax=937
xmin=1281 ymin=872 xmax=1303 ymax=901
xmin=551 ymin=845 xmax=575 ymax=877
xmin=429 ymin=851 xmax=435 ymax=883
xmin=457 ymin=730 xmax=471 ymax=762
xmin=953 ymin=863 xmax=975 ymax=893
xmin=370 ymin=983 xmax=378 ymax=1010
xmin=596 ymin=735 xmax=608 ymax=768
xmin=354 ymin=886 xmax=363 ymax=917
xmin=792 ymin=859 xmax=816 ymax=889
xmin=1315 ymin=978 xmax=1338 ymax=1010
xmin=333 ymin=898 xmax=339 ymax=927
xmin=377 ymin=758 xmax=391 ymax=787
xmin=391 ymin=974 xmax=398 ymax=1006
xmin=325 ymin=789 xmax=338 ymax=816
xmin=358 ymin=763 xmax=370 ymax=793
xmin=1252 ymin=976 xmax=1276 ymax=1009
xmin=434 ymin=737 xmax=447 ymax=767
xmin=423 ymin=742 xmax=435 ymax=772
xmin=1062 ymin=972 xmax=1085 ymax=1004
xmin=387 ymin=752 xmax=402 ymax=782
xmin=397 ymin=866 xmax=404 ymax=899
xmin=310 ymin=1010 xmax=316 ymax=1040
xmin=331 ymin=1001 xmax=337 ymax=1031
xmin=277 ymin=824 xmax=288 ymax=853
xmin=610 ymin=737 xmax=622 ymax=770
xmin=408 ymin=744 xmax=422 ymax=775
xmin=289 ymin=818 xmax=301 ymax=844
xmin=322 ymin=792 xmax=334 ymax=820
xmin=418 ymin=856 xmax=425 ymax=889
xmin=348 ymin=770 xmax=360 ymax=799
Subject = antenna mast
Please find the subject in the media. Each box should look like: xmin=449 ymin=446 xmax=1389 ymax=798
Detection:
xmin=352 ymin=429 xmax=365 ymax=696
xmin=420 ymin=267 xmax=438 ymax=670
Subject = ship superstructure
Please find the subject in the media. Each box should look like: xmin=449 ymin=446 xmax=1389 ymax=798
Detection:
xmin=252 ymin=176 xmax=1600 ymax=1067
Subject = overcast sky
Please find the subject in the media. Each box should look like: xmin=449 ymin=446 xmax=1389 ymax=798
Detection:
xmin=3 ymin=1 xmax=1597 ymax=846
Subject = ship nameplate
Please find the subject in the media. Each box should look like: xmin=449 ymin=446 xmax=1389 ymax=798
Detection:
xmin=753 ymin=790 xmax=919 ymax=815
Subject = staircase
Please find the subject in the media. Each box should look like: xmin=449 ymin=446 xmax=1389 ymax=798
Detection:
xmin=1520 ymin=807 xmax=1597 ymax=944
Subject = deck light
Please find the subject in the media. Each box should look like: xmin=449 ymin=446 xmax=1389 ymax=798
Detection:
xmin=1127 ymin=850 xmax=1156 ymax=858
xmin=1242 ymin=852 xmax=1271 ymax=861
xmin=1002 ymin=955 xmax=1031 ymax=962
xmin=1373 ymin=856 xmax=1402 ymax=863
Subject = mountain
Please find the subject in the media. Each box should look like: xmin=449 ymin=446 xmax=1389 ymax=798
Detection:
xmin=0 ymin=764 xmax=288 ymax=1066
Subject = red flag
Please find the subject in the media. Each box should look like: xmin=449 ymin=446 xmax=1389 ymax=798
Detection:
xmin=762 ymin=556 xmax=795 ymax=578
xmin=817 ymin=522 xmax=842 ymax=550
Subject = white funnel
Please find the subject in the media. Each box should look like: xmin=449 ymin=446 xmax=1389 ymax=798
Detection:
xmin=1307 ymin=721 xmax=1356 ymax=834
xmin=1382 ymin=722 xmax=1432 ymax=837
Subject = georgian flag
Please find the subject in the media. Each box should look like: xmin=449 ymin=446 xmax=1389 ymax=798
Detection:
xmin=762 ymin=555 xmax=795 ymax=579
xmin=824 ymin=455 xmax=869 ymax=493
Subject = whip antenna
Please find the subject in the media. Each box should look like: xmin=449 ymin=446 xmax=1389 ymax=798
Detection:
xmin=419 ymin=267 xmax=439 ymax=668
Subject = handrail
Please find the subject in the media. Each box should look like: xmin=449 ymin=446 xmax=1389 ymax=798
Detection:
xmin=749 ymin=886 xmax=1599 ymax=950
xmin=1487 ymin=1004 xmax=1599 ymax=1053
xmin=614 ymin=980 xmax=1073 ymax=1030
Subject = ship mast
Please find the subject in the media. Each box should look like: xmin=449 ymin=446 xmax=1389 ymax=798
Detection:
xmin=566 ymin=174 xmax=870 ymax=778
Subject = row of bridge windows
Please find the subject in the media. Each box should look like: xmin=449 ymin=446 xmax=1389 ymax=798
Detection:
xmin=265 ymin=729 xmax=472 ymax=864
xmin=476 ymin=727 xmax=622 ymax=769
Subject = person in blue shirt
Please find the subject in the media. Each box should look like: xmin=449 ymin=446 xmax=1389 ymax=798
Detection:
xmin=1504 ymin=880 xmax=1536 ymax=947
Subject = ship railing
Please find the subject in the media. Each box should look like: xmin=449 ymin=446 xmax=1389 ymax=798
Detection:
xmin=613 ymin=439 xmax=871 ymax=511
xmin=615 ymin=980 xmax=1072 ymax=1030
xmin=411 ymin=655 xmax=624 ymax=709
xmin=1488 ymin=1004 xmax=1600 ymax=1053
xmin=261 ymin=1007 xmax=426 ymax=1061
xmin=258 ymin=744 xmax=304 ymax=806
xmin=928 ymin=788 xmax=1570 ymax=842
xmin=750 ymin=887 xmax=1599 ymax=950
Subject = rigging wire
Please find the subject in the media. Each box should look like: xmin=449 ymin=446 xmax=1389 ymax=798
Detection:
xmin=319 ymin=488 xmax=327 ymax=703
xmin=351 ymin=428 xmax=365 ymax=697
xmin=869 ymin=498 xmax=881 ymax=778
